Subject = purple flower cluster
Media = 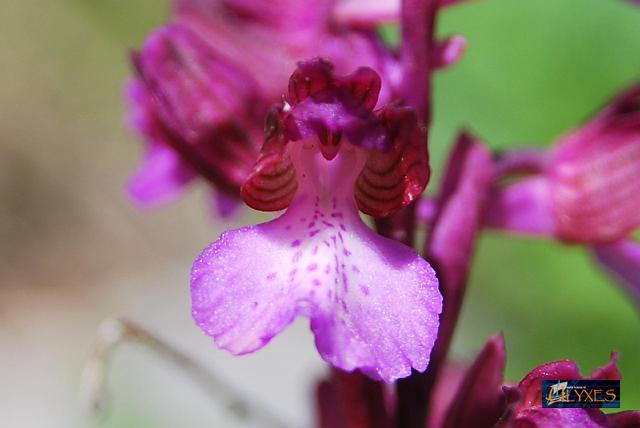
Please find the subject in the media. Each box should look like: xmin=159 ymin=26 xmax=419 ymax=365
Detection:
xmin=124 ymin=0 xmax=639 ymax=426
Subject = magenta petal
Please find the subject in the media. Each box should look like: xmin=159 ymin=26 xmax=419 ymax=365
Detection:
xmin=127 ymin=143 xmax=195 ymax=207
xmin=484 ymin=177 xmax=556 ymax=237
xmin=434 ymin=35 xmax=467 ymax=69
xmin=332 ymin=0 xmax=473 ymax=27
xmin=414 ymin=133 xmax=494 ymax=425
xmin=588 ymin=352 xmax=621 ymax=381
xmin=593 ymin=240 xmax=640 ymax=307
xmin=222 ymin=0 xmax=333 ymax=31
xmin=510 ymin=408 xmax=611 ymax=428
xmin=442 ymin=334 xmax=507 ymax=428
xmin=426 ymin=132 xmax=495 ymax=366
xmin=191 ymin=223 xmax=300 ymax=354
xmin=133 ymin=24 xmax=260 ymax=140
xmin=548 ymin=83 xmax=640 ymax=244
xmin=191 ymin=194 xmax=441 ymax=382
xmin=426 ymin=363 xmax=466 ymax=428
xmin=209 ymin=190 xmax=242 ymax=220
xmin=333 ymin=0 xmax=399 ymax=26
xmin=310 ymin=221 xmax=441 ymax=382
xmin=500 ymin=355 xmax=625 ymax=428
xmin=517 ymin=359 xmax=582 ymax=408
xmin=494 ymin=147 xmax=550 ymax=177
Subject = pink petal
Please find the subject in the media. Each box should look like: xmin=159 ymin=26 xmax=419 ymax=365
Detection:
xmin=593 ymin=240 xmax=640 ymax=307
xmin=209 ymin=190 xmax=242 ymax=220
xmin=588 ymin=352 xmax=621 ymax=381
xmin=510 ymin=407 xmax=611 ymax=428
xmin=549 ymin=83 xmax=640 ymax=244
xmin=333 ymin=0 xmax=400 ymax=26
xmin=332 ymin=0 xmax=474 ymax=27
xmin=442 ymin=334 xmax=507 ymax=428
xmin=191 ymin=193 xmax=441 ymax=382
xmin=484 ymin=177 xmax=556 ymax=237
xmin=502 ymin=354 xmax=623 ymax=428
xmin=494 ymin=147 xmax=550 ymax=177
xmin=127 ymin=143 xmax=195 ymax=207
xmin=418 ymin=133 xmax=495 ymax=424
xmin=426 ymin=133 xmax=495 ymax=361
xmin=434 ymin=35 xmax=467 ymax=70
xmin=221 ymin=0 xmax=333 ymax=32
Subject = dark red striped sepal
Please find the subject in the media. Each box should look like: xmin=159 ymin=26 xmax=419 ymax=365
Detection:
xmin=355 ymin=107 xmax=430 ymax=217
xmin=241 ymin=108 xmax=298 ymax=211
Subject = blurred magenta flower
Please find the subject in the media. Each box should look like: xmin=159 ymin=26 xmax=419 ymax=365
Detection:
xmin=487 ymin=83 xmax=640 ymax=243
xmin=126 ymin=23 xmax=262 ymax=214
xmin=485 ymin=83 xmax=640 ymax=306
xmin=126 ymin=0 xmax=400 ymax=215
xmin=191 ymin=60 xmax=441 ymax=383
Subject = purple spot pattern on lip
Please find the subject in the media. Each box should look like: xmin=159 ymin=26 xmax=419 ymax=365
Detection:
xmin=278 ymin=207 xmax=360 ymax=305
xmin=194 ymin=194 xmax=438 ymax=382
xmin=187 ymin=61 xmax=445 ymax=381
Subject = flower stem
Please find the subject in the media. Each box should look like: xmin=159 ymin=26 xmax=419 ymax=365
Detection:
xmin=80 ymin=317 xmax=292 ymax=428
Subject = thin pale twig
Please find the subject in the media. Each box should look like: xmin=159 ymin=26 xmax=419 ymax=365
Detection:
xmin=79 ymin=317 xmax=292 ymax=428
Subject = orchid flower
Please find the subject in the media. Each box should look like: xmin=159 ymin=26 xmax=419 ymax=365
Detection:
xmin=190 ymin=59 xmax=441 ymax=383
xmin=126 ymin=0 xmax=400 ymax=216
xmin=482 ymin=83 xmax=640 ymax=307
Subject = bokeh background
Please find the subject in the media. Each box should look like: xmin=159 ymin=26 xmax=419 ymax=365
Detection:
xmin=1 ymin=0 xmax=639 ymax=427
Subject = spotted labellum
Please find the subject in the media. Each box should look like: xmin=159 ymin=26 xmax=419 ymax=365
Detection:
xmin=191 ymin=59 xmax=441 ymax=382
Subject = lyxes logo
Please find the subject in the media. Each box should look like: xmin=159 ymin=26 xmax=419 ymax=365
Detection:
xmin=542 ymin=380 xmax=620 ymax=408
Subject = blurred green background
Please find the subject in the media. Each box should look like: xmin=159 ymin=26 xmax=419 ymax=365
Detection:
xmin=0 ymin=0 xmax=638 ymax=427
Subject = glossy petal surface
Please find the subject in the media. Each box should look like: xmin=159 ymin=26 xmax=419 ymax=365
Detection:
xmin=193 ymin=149 xmax=441 ymax=382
